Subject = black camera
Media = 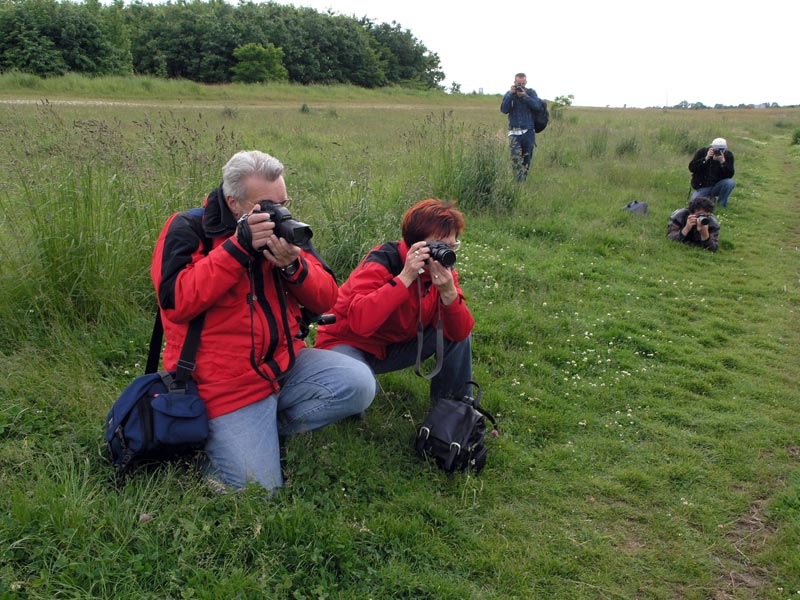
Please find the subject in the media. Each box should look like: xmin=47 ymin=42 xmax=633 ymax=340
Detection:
xmin=713 ymin=148 xmax=724 ymax=156
xmin=696 ymin=214 xmax=710 ymax=226
xmin=515 ymin=85 xmax=525 ymax=93
xmin=427 ymin=241 xmax=456 ymax=268
xmin=257 ymin=200 xmax=312 ymax=246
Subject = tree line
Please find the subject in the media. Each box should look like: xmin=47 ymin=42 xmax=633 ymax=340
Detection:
xmin=0 ymin=0 xmax=445 ymax=88
xmin=668 ymin=100 xmax=791 ymax=110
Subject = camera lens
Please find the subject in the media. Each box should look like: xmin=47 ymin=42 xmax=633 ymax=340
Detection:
xmin=258 ymin=200 xmax=313 ymax=246
xmin=427 ymin=241 xmax=457 ymax=267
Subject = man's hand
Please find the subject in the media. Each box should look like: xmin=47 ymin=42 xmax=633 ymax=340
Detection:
xmin=683 ymin=214 xmax=711 ymax=240
xmin=695 ymin=219 xmax=710 ymax=241
xmin=236 ymin=210 xmax=272 ymax=251
xmin=682 ymin=214 xmax=698 ymax=237
xmin=235 ymin=207 xmax=301 ymax=267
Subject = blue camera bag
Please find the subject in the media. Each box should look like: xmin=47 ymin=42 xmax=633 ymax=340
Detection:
xmin=105 ymin=370 xmax=208 ymax=477
xmin=105 ymin=307 xmax=207 ymax=479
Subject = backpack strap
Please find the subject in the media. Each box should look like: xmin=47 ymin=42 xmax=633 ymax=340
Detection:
xmin=145 ymin=311 xmax=165 ymax=375
xmin=146 ymin=210 xmax=212 ymax=377
xmin=172 ymin=313 xmax=206 ymax=391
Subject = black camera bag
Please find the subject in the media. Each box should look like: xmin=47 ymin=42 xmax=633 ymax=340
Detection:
xmin=415 ymin=381 xmax=498 ymax=474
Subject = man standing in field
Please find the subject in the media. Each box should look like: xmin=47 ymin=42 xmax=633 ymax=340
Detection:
xmin=688 ymin=137 xmax=736 ymax=207
xmin=500 ymin=72 xmax=545 ymax=182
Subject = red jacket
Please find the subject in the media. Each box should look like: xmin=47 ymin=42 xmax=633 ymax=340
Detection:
xmin=314 ymin=240 xmax=474 ymax=358
xmin=150 ymin=188 xmax=338 ymax=419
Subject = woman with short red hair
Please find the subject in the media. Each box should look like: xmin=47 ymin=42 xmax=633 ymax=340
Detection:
xmin=315 ymin=198 xmax=475 ymax=404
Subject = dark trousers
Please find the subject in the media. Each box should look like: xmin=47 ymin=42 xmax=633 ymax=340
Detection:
xmin=330 ymin=332 xmax=473 ymax=401
xmin=509 ymin=130 xmax=536 ymax=181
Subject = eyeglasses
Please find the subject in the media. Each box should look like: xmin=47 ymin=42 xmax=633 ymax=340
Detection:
xmin=252 ymin=197 xmax=292 ymax=208
xmin=270 ymin=197 xmax=292 ymax=208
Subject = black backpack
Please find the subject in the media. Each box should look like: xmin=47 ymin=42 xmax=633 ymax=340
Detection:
xmin=415 ymin=381 xmax=498 ymax=474
xmin=534 ymin=100 xmax=549 ymax=134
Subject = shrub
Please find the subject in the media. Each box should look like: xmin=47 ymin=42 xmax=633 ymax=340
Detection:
xmin=586 ymin=129 xmax=609 ymax=157
xmin=417 ymin=112 xmax=520 ymax=212
xmin=615 ymin=136 xmax=640 ymax=156
xmin=656 ymin=126 xmax=702 ymax=154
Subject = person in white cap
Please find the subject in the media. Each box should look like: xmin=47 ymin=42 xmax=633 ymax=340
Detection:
xmin=688 ymin=137 xmax=736 ymax=207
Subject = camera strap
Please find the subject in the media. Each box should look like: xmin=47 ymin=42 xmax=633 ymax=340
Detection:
xmin=246 ymin=260 xmax=297 ymax=384
xmin=414 ymin=278 xmax=444 ymax=380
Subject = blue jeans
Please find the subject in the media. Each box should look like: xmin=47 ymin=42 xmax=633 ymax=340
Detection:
xmin=203 ymin=348 xmax=376 ymax=491
xmin=330 ymin=331 xmax=473 ymax=402
xmin=509 ymin=130 xmax=536 ymax=181
xmin=692 ymin=178 xmax=736 ymax=207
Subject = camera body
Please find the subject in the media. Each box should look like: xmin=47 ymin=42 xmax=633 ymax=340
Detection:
xmin=257 ymin=200 xmax=313 ymax=246
xmin=713 ymin=148 xmax=724 ymax=156
xmin=515 ymin=85 xmax=525 ymax=93
xmin=696 ymin=214 xmax=710 ymax=226
xmin=427 ymin=241 xmax=457 ymax=268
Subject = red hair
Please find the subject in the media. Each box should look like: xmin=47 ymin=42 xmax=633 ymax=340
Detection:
xmin=401 ymin=199 xmax=465 ymax=246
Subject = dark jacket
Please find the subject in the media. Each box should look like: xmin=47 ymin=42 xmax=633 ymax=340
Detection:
xmin=667 ymin=208 xmax=719 ymax=252
xmin=151 ymin=185 xmax=338 ymax=419
xmin=689 ymin=147 xmax=735 ymax=190
xmin=314 ymin=240 xmax=474 ymax=359
xmin=500 ymin=88 xmax=544 ymax=131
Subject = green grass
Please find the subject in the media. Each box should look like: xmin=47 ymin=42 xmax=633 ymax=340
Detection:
xmin=1 ymin=75 xmax=799 ymax=599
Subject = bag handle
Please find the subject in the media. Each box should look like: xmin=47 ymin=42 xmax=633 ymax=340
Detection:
xmin=463 ymin=380 xmax=499 ymax=435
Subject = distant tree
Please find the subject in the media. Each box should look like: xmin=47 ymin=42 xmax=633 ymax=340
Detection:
xmin=231 ymin=42 xmax=287 ymax=83
xmin=1 ymin=0 xmax=444 ymax=89
xmin=0 ymin=0 xmax=130 ymax=76
xmin=553 ymin=94 xmax=574 ymax=107
xmin=449 ymin=81 xmax=461 ymax=94
xmin=0 ymin=0 xmax=67 ymax=76
xmin=362 ymin=19 xmax=444 ymax=88
xmin=99 ymin=0 xmax=133 ymax=75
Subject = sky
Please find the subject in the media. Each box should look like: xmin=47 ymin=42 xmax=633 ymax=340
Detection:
xmin=290 ymin=0 xmax=797 ymax=108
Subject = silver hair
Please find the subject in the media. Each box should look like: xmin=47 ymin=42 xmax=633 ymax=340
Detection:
xmin=222 ymin=150 xmax=285 ymax=202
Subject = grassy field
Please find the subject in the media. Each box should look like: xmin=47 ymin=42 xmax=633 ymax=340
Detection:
xmin=1 ymin=75 xmax=799 ymax=599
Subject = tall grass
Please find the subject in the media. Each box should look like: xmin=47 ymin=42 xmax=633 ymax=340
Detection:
xmin=1 ymin=79 xmax=800 ymax=599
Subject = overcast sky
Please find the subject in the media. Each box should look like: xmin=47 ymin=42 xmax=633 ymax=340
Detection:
xmin=291 ymin=0 xmax=796 ymax=108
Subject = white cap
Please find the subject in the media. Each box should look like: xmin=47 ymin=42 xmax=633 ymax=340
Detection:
xmin=711 ymin=137 xmax=727 ymax=149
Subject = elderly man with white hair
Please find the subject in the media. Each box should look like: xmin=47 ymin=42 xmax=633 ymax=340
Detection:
xmin=688 ymin=137 xmax=736 ymax=207
xmin=151 ymin=150 xmax=376 ymax=492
